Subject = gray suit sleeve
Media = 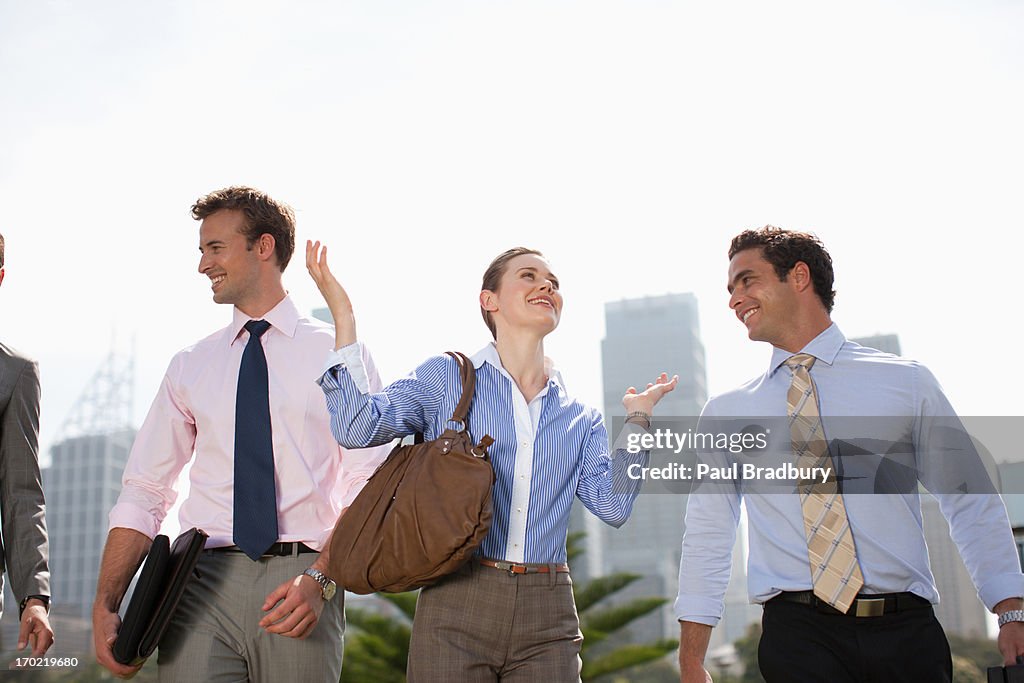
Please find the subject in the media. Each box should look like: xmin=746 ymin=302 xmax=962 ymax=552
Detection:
xmin=0 ymin=358 xmax=50 ymax=606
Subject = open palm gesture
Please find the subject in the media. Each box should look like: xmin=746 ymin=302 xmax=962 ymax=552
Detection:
xmin=306 ymin=240 xmax=357 ymax=348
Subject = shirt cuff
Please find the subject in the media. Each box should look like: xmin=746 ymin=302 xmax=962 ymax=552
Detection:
xmin=318 ymin=342 xmax=370 ymax=394
xmin=978 ymin=573 xmax=1024 ymax=611
xmin=108 ymin=502 xmax=160 ymax=540
xmin=612 ymin=419 xmax=651 ymax=455
xmin=673 ymin=595 xmax=724 ymax=627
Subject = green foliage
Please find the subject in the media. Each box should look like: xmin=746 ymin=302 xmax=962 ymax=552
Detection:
xmin=594 ymin=659 xmax=681 ymax=683
xmin=341 ymin=601 xmax=414 ymax=683
xmin=583 ymin=640 xmax=680 ymax=681
xmin=575 ymin=573 xmax=642 ymax=613
xmin=583 ymin=598 xmax=669 ymax=646
xmin=952 ymin=654 xmax=986 ymax=683
xmin=378 ymin=592 xmax=418 ymax=622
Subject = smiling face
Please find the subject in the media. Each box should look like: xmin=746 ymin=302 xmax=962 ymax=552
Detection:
xmin=727 ymin=247 xmax=800 ymax=346
xmin=197 ymin=209 xmax=264 ymax=309
xmin=480 ymin=253 xmax=562 ymax=340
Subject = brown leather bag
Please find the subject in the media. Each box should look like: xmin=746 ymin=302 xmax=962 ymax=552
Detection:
xmin=327 ymin=351 xmax=495 ymax=594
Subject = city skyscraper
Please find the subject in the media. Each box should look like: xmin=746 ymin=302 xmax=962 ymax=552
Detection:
xmin=575 ymin=293 xmax=757 ymax=647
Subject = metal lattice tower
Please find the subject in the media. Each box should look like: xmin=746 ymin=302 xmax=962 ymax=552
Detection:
xmin=54 ymin=344 xmax=135 ymax=441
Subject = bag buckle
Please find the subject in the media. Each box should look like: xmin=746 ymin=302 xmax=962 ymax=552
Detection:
xmin=471 ymin=435 xmax=495 ymax=459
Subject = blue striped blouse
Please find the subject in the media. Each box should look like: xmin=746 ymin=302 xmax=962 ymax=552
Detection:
xmin=317 ymin=342 xmax=648 ymax=564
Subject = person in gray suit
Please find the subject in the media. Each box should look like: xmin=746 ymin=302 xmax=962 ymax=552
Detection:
xmin=0 ymin=232 xmax=54 ymax=656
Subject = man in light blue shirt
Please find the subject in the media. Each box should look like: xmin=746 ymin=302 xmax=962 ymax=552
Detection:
xmin=676 ymin=227 xmax=1024 ymax=682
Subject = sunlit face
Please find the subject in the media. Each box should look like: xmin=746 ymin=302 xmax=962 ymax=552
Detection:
xmin=727 ymin=248 xmax=798 ymax=345
xmin=483 ymin=254 xmax=563 ymax=338
xmin=197 ymin=209 xmax=262 ymax=308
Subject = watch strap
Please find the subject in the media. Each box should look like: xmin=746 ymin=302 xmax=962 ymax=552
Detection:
xmin=997 ymin=609 xmax=1024 ymax=628
xmin=303 ymin=568 xmax=335 ymax=600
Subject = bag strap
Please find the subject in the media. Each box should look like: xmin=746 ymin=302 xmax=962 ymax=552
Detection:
xmin=445 ymin=351 xmax=476 ymax=427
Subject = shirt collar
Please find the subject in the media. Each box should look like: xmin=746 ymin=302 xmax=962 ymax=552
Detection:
xmin=224 ymin=294 xmax=300 ymax=346
xmin=470 ymin=342 xmax=566 ymax=394
xmin=768 ymin=322 xmax=846 ymax=376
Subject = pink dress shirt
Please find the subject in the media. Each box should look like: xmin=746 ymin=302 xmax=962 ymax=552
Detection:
xmin=109 ymin=295 xmax=391 ymax=550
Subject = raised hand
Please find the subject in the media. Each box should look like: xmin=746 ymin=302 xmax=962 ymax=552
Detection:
xmin=306 ymin=240 xmax=357 ymax=348
xmin=622 ymin=372 xmax=679 ymax=417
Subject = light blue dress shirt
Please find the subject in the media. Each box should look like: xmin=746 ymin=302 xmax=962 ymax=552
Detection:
xmin=675 ymin=323 xmax=1024 ymax=626
xmin=318 ymin=342 xmax=648 ymax=564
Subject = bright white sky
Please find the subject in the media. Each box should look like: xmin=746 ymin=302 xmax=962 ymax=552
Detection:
xmin=1 ymin=0 xmax=1022 ymax=462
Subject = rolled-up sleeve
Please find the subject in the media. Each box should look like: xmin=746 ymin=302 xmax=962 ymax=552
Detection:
xmin=108 ymin=356 xmax=196 ymax=539
xmin=674 ymin=404 xmax=742 ymax=626
xmin=576 ymin=411 xmax=650 ymax=528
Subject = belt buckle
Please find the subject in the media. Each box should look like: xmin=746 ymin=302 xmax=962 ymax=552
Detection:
xmin=854 ymin=597 xmax=885 ymax=617
xmin=494 ymin=561 xmax=516 ymax=575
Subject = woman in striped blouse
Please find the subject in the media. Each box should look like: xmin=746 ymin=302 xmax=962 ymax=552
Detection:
xmin=307 ymin=241 xmax=677 ymax=682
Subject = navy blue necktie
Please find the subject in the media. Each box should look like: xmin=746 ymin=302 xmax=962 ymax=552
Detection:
xmin=233 ymin=319 xmax=278 ymax=561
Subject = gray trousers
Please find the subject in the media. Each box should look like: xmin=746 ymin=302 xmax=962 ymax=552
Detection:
xmin=408 ymin=561 xmax=583 ymax=682
xmin=157 ymin=551 xmax=344 ymax=683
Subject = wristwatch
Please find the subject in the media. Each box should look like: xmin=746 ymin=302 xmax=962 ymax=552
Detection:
xmin=303 ymin=568 xmax=338 ymax=601
xmin=997 ymin=609 xmax=1024 ymax=628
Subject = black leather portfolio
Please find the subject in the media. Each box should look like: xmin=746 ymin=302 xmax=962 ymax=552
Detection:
xmin=988 ymin=657 xmax=1024 ymax=683
xmin=112 ymin=527 xmax=208 ymax=666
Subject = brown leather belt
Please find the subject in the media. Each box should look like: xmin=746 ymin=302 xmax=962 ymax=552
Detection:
xmin=479 ymin=558 xmax=570 ymax=575
xmin=770 ymin=591 xmax=931 ymax=617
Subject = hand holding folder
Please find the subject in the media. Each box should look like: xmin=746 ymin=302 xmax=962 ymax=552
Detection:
xmin=112 ymin=528 xmax=208 ymax=666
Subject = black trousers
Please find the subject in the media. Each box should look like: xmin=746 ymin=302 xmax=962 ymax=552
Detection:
xmin=758 ymin=598 xmax=952 ymax=683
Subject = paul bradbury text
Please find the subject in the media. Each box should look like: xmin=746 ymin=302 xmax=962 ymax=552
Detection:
xmin=626 ymin=462 xmax=833 ymax=483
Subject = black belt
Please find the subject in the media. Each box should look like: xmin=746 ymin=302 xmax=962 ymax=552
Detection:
xmin=207 ymin=542 xmax=317 ymax=557
xmin=769 ymin=591 xmax=931 ymax=617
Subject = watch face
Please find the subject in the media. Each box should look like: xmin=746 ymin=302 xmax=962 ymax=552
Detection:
xmin=323 ymin=580 xmax=337 ymax=601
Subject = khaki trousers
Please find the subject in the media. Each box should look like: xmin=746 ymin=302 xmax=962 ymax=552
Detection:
xmin=408 ymin=561 xmax=583 ymax=683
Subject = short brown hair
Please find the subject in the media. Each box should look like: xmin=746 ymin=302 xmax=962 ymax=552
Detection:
xmin=480 ymin=247 xmax=545 ymax=339
xmin=729 ymin=226 xmax=836 ymax=312
xmin=0 ymin=232 xmax=5 ymax=269
xmin=191 ymin=186 xmax=296 ymax=271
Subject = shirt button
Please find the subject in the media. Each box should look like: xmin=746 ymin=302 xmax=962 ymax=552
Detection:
xmin=517 ymin=508 xmax=522 ymax=512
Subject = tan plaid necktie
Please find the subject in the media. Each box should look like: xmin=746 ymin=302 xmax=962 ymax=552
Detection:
xmin=786 ymin=353 xmax=864 ymax=613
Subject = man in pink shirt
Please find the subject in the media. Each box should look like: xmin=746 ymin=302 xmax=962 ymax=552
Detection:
xmin=92 ymin=187 xmax=390 ymax=681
